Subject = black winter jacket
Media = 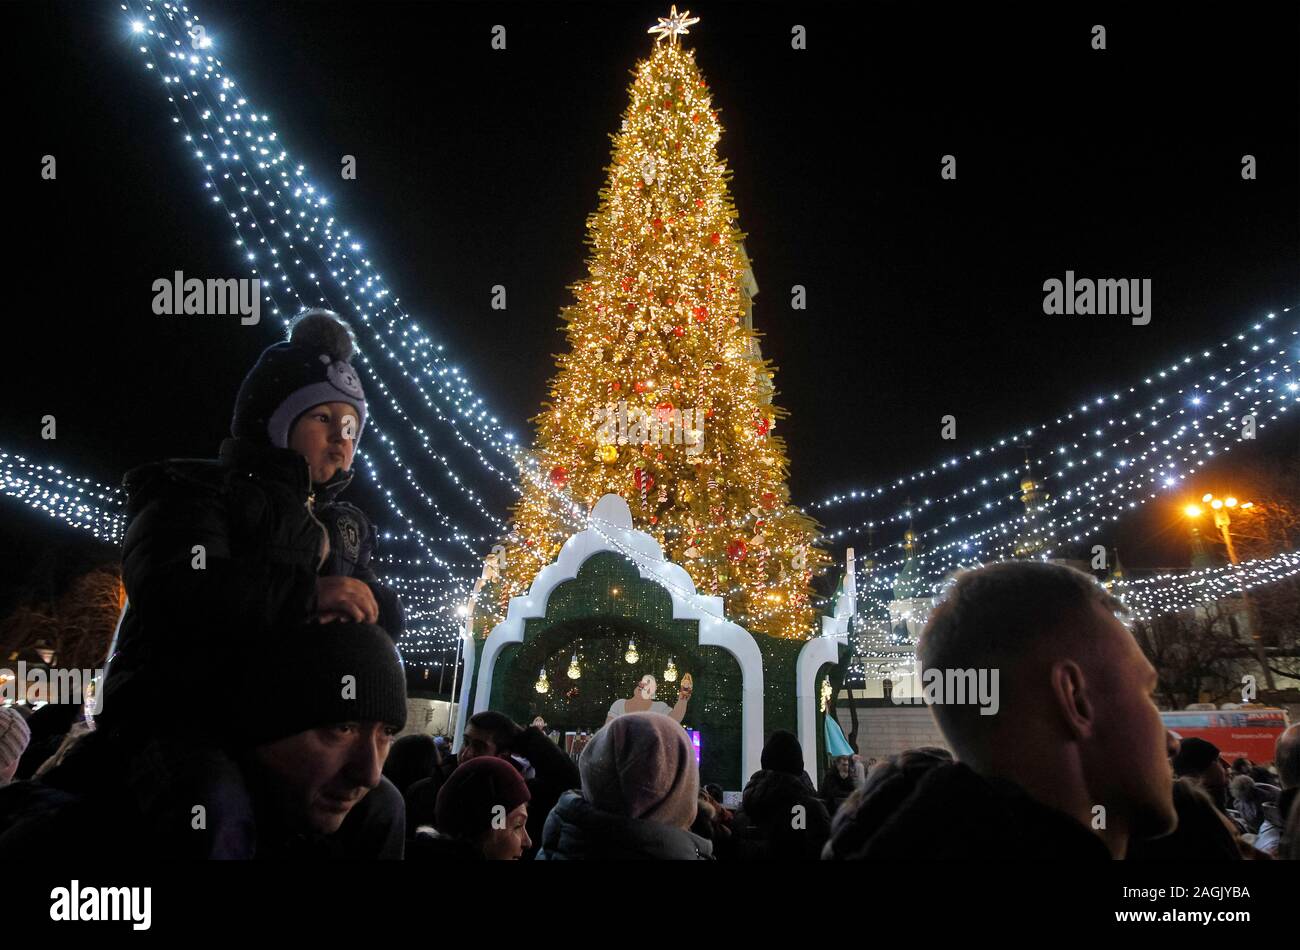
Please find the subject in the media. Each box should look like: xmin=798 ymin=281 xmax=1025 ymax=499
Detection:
xmin=832 ymin=761 xmax=1112 ymax=861
xmin=510 ymin=726 xmax=581 ymax=859
xmin=733 ymin=768 xmax=832 ymax=862
xmin=101 ymin=437 xmax=402 ymax=734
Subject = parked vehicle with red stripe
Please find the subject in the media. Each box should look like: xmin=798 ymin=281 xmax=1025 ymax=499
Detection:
xmin=1160 ymin=707 xmax=1291 ymax=764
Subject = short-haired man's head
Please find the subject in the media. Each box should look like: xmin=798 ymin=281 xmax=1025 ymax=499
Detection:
xmin=919 ymin=561 xmax=1175 ymax=840
xmin=918 ymin=561 xmax=1126 ymax=758
xmin=1276 ymin=724 xmax=1300 ymax=789
xmin=462 ymin=711 xmax=518 ymax=764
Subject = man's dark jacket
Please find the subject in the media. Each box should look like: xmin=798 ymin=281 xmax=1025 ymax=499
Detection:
xmin=827 ymin=761 xmax=1112 ymax=861
xmin=819 ymin=766 xmax=857 ymax=818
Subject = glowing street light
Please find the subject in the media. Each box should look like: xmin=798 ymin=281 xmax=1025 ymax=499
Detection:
xmin=1182 ymin=493 xmax=1274 ymax=690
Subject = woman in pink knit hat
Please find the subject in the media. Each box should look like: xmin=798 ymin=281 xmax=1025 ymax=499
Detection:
xmin=536 ymin=711 xmax=712 ymax=860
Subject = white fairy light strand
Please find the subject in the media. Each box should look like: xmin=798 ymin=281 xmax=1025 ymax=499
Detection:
xmin=811 ymin=309 xmax=1296 ymax=514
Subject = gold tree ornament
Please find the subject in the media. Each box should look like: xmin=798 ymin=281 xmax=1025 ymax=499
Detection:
xmin=649 ymin=6 xmax=701 ymax=46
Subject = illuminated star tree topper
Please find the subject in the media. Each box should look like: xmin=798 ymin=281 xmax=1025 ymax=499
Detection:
xmin=648 ymin=5 xmax=701 ymax=46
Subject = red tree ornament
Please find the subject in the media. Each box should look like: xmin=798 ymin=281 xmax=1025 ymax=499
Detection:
xmin=726 ymin=539 xmax=748 ymax=561
xmin=550 ymin=466 xmax=569 ymax=487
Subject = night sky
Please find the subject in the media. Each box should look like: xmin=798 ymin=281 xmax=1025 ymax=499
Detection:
xmin=3 ymin=1 xmax=1297 ymax=619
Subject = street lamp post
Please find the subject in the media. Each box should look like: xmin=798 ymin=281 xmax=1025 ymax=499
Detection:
xmin=446 ymin=598 xmax=473 ymax=737
xmin=1184 ymin=495 xmax=1275 ymax=692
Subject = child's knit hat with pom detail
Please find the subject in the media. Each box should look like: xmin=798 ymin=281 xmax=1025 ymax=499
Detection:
xmin=231 ymin=309 xmax=368 ymax=449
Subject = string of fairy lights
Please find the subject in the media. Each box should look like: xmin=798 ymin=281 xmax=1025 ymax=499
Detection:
xmin=820 ymin=314 xmax=1298 ymax=543
xmin=841 ymin=547 xmax=1300 ymax=684
xmin=811 ymin=313 xmax=1297 ymax=510
xmin=845 ymin=337 xmax=1298 ymax=616
xmin=837 ymin=335 xmax=1298 ymax=671
xmin=121 ymin=0 xmax=605 ymax=662
xmin=0 ymin=453 xmax=125 ymax=542
xmin=1113 ymin=551 xmax=1300 ymax=621
xmin=4 ymin=1 xmax=1294 ymax=669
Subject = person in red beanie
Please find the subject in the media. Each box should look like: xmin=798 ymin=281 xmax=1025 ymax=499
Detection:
xmin=408 ymin=756 xmax=532 ymax=861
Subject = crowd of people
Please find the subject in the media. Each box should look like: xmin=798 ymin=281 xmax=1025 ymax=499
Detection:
xmin=1 ymin=309 xmax=1298 ymax=862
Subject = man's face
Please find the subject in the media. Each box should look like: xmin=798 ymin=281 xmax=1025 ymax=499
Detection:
xmin=1202 ymin=758 xmax=1228 ymax=792
xmin=252 ymin=721 xmax=394 ymax=835
xmin=480 ymin=803 xmax=531 ymax=860
xmin=835 ymin=758 xmax=851 ymax=779
xmin=289 ymin=401 xmax=358 ymax=484
xmin=460 ymin=724 xmax=498 ymax=764
xmin=638 ymin=676 xmax=656 ymax=700
xmin=1082 ymin=604 xmax=1177 ymax=839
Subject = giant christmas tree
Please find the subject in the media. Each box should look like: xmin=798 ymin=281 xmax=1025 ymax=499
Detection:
xmin=483 ymin=7 xmax=828 ymax=640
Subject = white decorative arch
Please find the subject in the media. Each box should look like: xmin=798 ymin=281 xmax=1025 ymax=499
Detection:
xmin=450 ymin=629 xmax=476 ymax=754
xmin=793 ymin=556 xmax=856 ymax=779
xmin=459 ymin=494 xmax=766 ymax=782
xmin=796 ymin=631 xmax=848 ymax=780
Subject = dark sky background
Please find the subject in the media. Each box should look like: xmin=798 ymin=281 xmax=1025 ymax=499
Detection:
xmin=2 ymin=1 xmax=1297 ymax=623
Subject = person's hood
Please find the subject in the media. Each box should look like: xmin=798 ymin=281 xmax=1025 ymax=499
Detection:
xmin=538 ymin=789 xmax=713 ymax=860
xmin=759 ymin=730 xmax=805 ymax=774
xmin=741 ymin=769 xmax=816 ymax=822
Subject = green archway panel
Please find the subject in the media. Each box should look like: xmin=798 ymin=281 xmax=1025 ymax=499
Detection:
xmin=488 ymin=551 xmax=745 ymax=788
